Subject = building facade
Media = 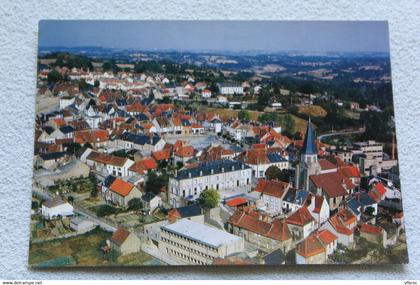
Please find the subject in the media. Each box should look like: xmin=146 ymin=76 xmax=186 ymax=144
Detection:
xmin=168 ymin=160 xmax=252 ymax=207
xmin=159 ymin=219 xmax=244 ymax=265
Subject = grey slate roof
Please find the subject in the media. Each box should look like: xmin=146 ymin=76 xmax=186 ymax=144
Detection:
xmin=302 ymin=118 xmax=317 ymax=155
xmin=172 ymin=160 xmax=250 ymax=181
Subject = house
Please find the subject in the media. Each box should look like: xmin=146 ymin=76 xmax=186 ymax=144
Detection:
xmin=285 ymin=206 xmax=316 ymax=240
xmin=360 ymin=223 xmax=387 ymax=248
xmin=173 ymin=141 xmax=195 ymax=165
xmin=306 ymin=193 xmax=330 ymax=225
xmin=201 ymin=89 xmax=212 ymax=98
xmin=228 ymin=208 xmax=292 ymax=252
xmin=254 ymin=179 xmax=290 ymax=216
xmin=152 ymin=149 xmax=171 ymax=164
xmin=41 ymin=198 xmax=74 ymax=220
xmin=152 ymin=117 xmax=173 ymax=134
xmin=239 ymin=148 xmax=289 ymax=178
xmin=74 ymin=129 xmax=109 ymax=148
xmin=37 ymin=151 xmax=68 ymax=170
xmin=309 ymin=172 xmax=352 ymax=212
xmin=295 ymin=229 xmax=337 ymax=264
xmin=142 ymin=192 xmax=162 ymax=213
xmin=191 ymin=123 xmax=205 ymax=134
xmin=295 ymin=233 xmax=326 ymax=264
xmin=128 ymin=158 xmax=158 ymax=175
xmin=86 ymin=151 xmax=134 ymax=177
xmin=321 ymin=208 xmax=356 ymax=247
xmin=109 ymin=228 xmax=141 ymax=256
xmin=282 ymin=189 xmax=309 ymax=215
xmin=198 ymin=145 xmax=235 ymax=162
xmin=167 ymin=204 xmax=204 ymax=223
xmin=107 ymin=178 xmax=143 ymax=206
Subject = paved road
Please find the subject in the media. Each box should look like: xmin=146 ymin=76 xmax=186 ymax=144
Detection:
xmin=318 ymin=128 xmax=365 ymax=142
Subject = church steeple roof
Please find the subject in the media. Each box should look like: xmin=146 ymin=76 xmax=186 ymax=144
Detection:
xmin=302 ymin=118 xmax=317 ymax=155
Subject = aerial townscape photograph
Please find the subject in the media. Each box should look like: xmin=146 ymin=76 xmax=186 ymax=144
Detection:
xmin=29 ymin=20 xmax=408 ymax=267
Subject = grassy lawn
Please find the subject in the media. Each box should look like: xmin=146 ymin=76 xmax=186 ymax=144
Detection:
xmin=29 ymin=227 xmax=112 ymax=267
xmin=29 ymin=227 xmax=156 ymax=267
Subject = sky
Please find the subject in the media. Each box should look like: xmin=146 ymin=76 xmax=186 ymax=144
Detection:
xmin=39 ymin=20 xmax=390 ymax=53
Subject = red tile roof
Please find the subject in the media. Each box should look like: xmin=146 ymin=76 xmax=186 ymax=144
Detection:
xmin=255 ymin=179 xmax=289 ymax=199
xmin=225 ymin=197 xmax=248 ymax=207
xmin=374 ymin=182 xmax=386 ymax=196
xmin=229 ymin=210 xmax=291 ymax=242
xmin=319 ymin=159 xmax=337 ymax=171
xmin=309 ymin=172 xmax=350 ymax=198
xmin=328 ymin=209 xmax=356 ymax=236
xmin=317 ymin=229 xmax=337 ymax=245
xmin=87 ymin=151 xmax=127 ymax=166
xmin=360 ymin=223 xmax=383 ymax=235
xmin=109 ymin=178 xmax=135 ymax=197
xmin=338 ymin=165 xmax=360 ymax=178
xmin=74 ymin=129 xmax=109 ymax=144
xmin=175 ymin=145 xmax=194 ymax=158
xmin=111 ymin=228 xmax=130 ymax=246
xmin=128 ymin=158 xmax=158 ymax=174
xmin=296 ymin=234 xmax=326 ymax=258
xmin=285 ymin=207 xmax=314 ymax=227
xmin=152 ymin=149 xmax=171 ymax=161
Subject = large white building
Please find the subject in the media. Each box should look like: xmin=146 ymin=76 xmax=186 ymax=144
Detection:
xmin=168 ymin=160 xmax=252 ymax=207
xmin=353 ymin=140 xmax=397 ymax=176
xmin=218 ymin=83 xmax=244 ymax=95
xmin=159 ymin=219 xmax=244 ymax=265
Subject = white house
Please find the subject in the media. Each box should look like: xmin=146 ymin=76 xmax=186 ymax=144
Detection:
xmin=306 ymin=194 xmax=330 ymax=225
xmin=254 ymin=179 xmax=290 ymax=217
xmin=41 ymin=199 xmax=74 ymax=220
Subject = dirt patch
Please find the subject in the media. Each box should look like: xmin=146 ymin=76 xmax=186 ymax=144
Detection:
xmin=298 ymin=105 xmax=327 ymax=118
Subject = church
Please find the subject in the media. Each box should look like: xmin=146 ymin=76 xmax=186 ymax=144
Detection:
xmin=295 ymin=118 xmax=321 ymax=191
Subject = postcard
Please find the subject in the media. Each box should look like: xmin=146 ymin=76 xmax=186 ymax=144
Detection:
xmin=29 ymin=20 xmax=408 ymax=267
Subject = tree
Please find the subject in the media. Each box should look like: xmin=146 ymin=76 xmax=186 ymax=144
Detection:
xmin=199 ymin=189 xmax=220 ymax=209
xmin=78 ymin=78 xmax=88 ymax=90
xmin=265 ymin=165 xmax=282 ymax=180
xmin=281 ymin=114 xmax=295 ymax=135
xmin=145 ymin=172 xmax=168 ymax=195
xmin=265 ymin=166 xmax=291 ymax=182
xmin=47 ymin=70 xmax=62 ymax=83
xmin=31 ymin=201 xmax=39 ymax=210
xmin=64 ymin=142 xmax=81 ymax=154
xmin=128 ymin=198 xmax=143 ymax=211
xmin=238 ymin=110 xmax=251 ymax=121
